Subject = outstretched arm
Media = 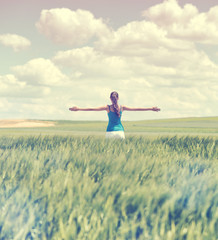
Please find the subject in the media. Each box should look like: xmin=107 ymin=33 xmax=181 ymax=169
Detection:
xmin=122 ymin=106 xmax=160 ymax=112
xmin=69 ymin=106 xmax=108 ymax=111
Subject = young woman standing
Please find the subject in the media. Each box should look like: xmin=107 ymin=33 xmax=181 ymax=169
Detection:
xmin=69 ymin=91 xmax=160 ymax=139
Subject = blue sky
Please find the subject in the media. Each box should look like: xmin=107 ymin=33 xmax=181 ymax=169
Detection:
xmin=0 ymin=0 xmax=218 ymax=121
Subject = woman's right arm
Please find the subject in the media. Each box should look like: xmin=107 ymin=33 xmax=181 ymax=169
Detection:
xmin=122 ymin=106 xmax=160 ymax=112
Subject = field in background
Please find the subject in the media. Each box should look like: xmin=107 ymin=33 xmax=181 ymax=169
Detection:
xmin=0 ymin=116 xmax=218 ymax=136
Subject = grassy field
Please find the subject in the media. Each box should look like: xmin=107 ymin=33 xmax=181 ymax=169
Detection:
xmin=0 ymin=117 xmax=217 ymax=239
xmin=1 ymin=116 xmax=218 ymax=136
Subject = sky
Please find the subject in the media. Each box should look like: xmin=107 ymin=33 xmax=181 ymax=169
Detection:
xmin=0 ymin=0 xmax=218 ymax=121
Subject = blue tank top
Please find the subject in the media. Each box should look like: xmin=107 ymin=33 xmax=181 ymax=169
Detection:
xmin=106 ymin=105 xmax=124 ymax=132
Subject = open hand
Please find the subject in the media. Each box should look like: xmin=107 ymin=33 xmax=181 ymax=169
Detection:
xmin=152 ymin=107 xmax=160 ymax=112
xmin=69 ymin=106 xmax=79 ymax=111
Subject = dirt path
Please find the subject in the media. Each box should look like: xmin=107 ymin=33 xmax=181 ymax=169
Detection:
xmin=0 ymin=120 xmax=55 ymax=128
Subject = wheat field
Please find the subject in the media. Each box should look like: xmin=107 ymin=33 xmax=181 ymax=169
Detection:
xmin=0 ymin=134 xmax=217 ymax=240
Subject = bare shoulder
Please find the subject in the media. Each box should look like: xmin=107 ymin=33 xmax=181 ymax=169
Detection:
xmin=122 ymin=105 xmax=129 ymax=111
xmin=99 ymin=105 xmax=108 ymax=111
xmin=106 ymin=105 xmax=110 ymax=113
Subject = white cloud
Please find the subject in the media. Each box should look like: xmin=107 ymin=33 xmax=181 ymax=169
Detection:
xmin=53 ymin=47 xmax=131 ymax=79
xmin=53 ymin=47 xmax=185 ymax=81
xmin=96 ymin=20 xmax=194 ymax=57
xmin=53 ymin=44 xmax=218 ymax=87
xmin=143 ymin=0 xmax=218 ymax=45
xmin=36 ymin=8 xmax=111 ymax=46
xmin=12 ymin=58 xmax=69 ymax=86
xmin=208 ymin=6 xmax=218 ymax=22
xmin=142 ymin=0 xmax=199 ymax=27
xmin=0 ymin=34 xmax=31 ymax=52
xmin=0 ymin=74 xmax=50 ymax=98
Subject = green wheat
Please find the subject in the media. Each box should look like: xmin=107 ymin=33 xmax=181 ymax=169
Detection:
xmin=0 ymin=135 xmax=217 ymax=240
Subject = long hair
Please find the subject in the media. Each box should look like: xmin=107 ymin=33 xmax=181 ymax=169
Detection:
xmin=110 ymin=91 xmax=120 ymax=117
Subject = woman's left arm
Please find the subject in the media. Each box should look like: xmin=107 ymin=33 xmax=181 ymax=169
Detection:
xmin=69 ymin=106 xmax=108 ymax=111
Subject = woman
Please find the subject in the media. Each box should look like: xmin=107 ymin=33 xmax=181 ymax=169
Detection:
xmin=69 ymin=91 xmax=160 ymax=139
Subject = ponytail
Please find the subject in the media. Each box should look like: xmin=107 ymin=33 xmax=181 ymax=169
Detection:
xmin=110 ymin=91 xmax=120 ymax=117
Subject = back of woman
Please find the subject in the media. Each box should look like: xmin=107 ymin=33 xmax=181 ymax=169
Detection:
xmin=69 ymin=91 xmax=160 ymax=139
xmin=105 ymin=92 xmax=125 ymax=139
xmin=106 ymin=104 xmax=124 ymax=138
